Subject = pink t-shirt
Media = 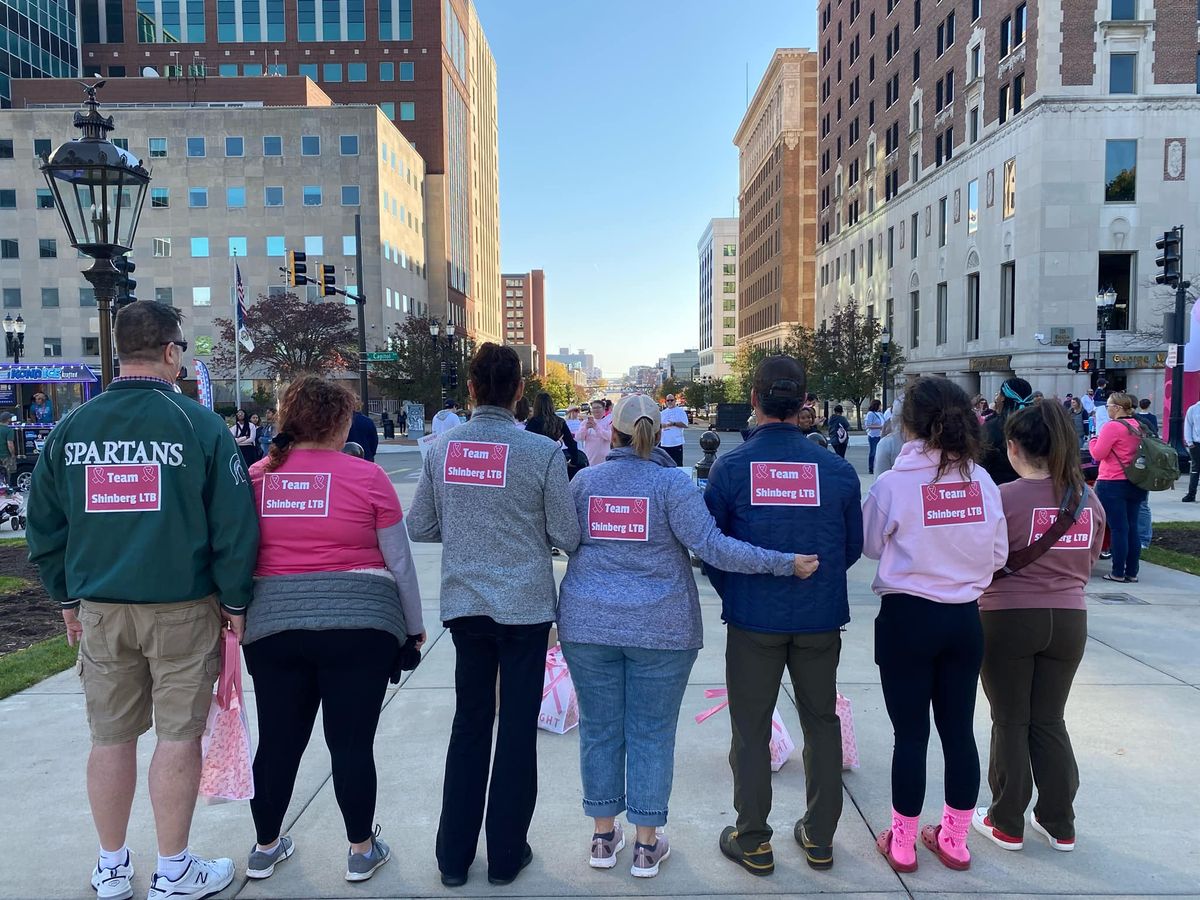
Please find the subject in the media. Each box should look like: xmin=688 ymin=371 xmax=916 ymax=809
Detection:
xmin=250 ymin=449 xmax=403 ymax=576
xmin=1088 ymin=418 xmax=1141 ymax=482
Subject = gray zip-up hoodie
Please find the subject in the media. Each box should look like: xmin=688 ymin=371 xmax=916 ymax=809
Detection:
xmin=407 ymin=405 xmax=581 ymax=625
xmin=557 ymin=446 xmax=796 ymax=651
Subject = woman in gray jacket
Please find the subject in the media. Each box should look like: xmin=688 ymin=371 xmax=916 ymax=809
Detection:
xmin=557 ymin=394 xmax=816 ymax=879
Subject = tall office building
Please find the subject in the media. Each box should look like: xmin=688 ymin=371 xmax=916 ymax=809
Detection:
xmin=76 ymin=0 xmax=500 ymax=340
xmin=698 ymin=217 xmax=739 ymax=379
xmin=815 ymin=0 xmax=1200 ymax=402
xmin=501 ymin=270 xmax=546 ymax=376
xmin=468 ymin=3 xmax=502 ymax=346
xmin=0 ymin=1 xmax=78 ymax=108
xmin=733 ymin=49 xmax=820 ymax=352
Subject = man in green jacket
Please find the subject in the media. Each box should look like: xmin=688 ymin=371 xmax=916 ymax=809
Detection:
xmin=27 ymin=301 xmax=259 ymax=900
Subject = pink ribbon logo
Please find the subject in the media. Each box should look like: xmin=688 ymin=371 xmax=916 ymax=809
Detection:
xmin=91 ymin=467 xmax=106 ymax=485
xmin=590 ymin=497 xmax=604 ymax=516
xmin=800 ymin=466 xmax=815 ymax=481
xmin=754 ymin=464 xmax=769 ymax=479
xmin=967 ymin=482 xmax=982 ymax=499
xmin=268 ymin=475 xmax=280 ymax=490
xmin=493 ymin=444 xmax=506 ymax=459
xmin=313 ymin=474 xmax=327 ymax=489
xmin=923 ymin=484 xmax=939 ymax=501
xmin=142 ymin=466 xmax=155 ymax=480
xmin=450 ymin=443 xmax=463 ymax=459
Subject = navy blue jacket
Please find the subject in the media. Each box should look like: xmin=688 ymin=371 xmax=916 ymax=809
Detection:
xmin=704 ymin=422 xmax=863 ymax=634
xmin=348 ymin=412 xmax=380 ymax=462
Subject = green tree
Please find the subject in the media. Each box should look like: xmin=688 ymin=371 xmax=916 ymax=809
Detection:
xmin=811 ymin=303 xmax=907 ymax=427
xmin=369 ymin=315 xmax=470 ymax=413
xmin=534 ymin=361 xmax=578 ymax=409
xmin=212 ymin=291 xmax=357 ymax=381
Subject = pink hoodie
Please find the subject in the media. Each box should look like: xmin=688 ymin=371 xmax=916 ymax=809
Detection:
xmin=863 ymin=441 xmax=1008 ymax=604
xmin=578 ymin=413 xmax=613 ymax=467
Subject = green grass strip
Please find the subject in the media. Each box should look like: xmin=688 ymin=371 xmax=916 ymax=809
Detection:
xmin=0 ymin=575 xmax=27 ymax=593
xmin=1141 ymin=546 xmax=1200 ymax=577
xmin=0 ymin=635 xmax=76 ymax=700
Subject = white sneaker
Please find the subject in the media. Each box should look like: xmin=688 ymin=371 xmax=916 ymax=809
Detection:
xmin=1029 ymin=812 xmax=1076 ymax=852
xmin=91 ymin=853 xmax=134 ymax=900
xmin=146 ymin=856 xmax=234 ymax=900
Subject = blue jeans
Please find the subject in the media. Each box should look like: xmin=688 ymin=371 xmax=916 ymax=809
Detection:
xmin=1096 ymin=479 xmax=1147 ymax=579
xmin=1137 ymin=496 xmax=1152 ymax=548
xmin=868 ymin=435 xmax=882 ymax=473
xmin=560 ymin=642 xmax=697 ymax=827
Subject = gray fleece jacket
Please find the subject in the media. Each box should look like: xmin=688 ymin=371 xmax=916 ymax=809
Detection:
xmin=407 ymin=405 xmax=581 ymax=625
xmin=557 ymin=447 xmax=796 ymax=651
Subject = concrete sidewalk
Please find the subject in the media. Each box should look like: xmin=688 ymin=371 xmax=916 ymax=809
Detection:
xmin=2 ymin=485 xmax=1199 ymax=898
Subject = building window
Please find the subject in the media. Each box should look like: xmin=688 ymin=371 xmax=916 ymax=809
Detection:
xmin=228 ymin=237 xmax=248 ymax=257
xmin=226 ymin=186 xmax=246 ymax=209
xmin=936 ymin=283 xmax=949 ymax=344
xmin=1000 ymin=261 xmax=1016 ymax=336
xmin=1099 ymin=252 xmax=1134 ymax=330
xmin=302 ymin=186 xmax=323 ymax=206
xmin=966 ymin=272 xmax=981 ymax=341
xmin=82 ymin=337 xmax=100 ymax=356
xmin=972 ymin=0 xmax=982 ymax=20
xmin=910 ymin=213 xmax=919 ymax=259
xmin=304 ymin=236 xmax=324 ymax=255
xmin=970 ymin=44 xmax=981 ymax=81
xmin=910 ymin=290 xmax=921 ymax=347
xmin=341 ymin=185 xmax=361 ymax=206
xmin=264 ymin=186 xmax=284 ymax=207
xmin=343 ymin=235 xmax=357 ymax=256
xmin=149 ymin=137 xmax=168 ymax=158
xmin=150 ymin=187 xmax=169 ymax=209
xmin=299 ymin=63 xmax=318 ymax=81
xmin=999 ymin=84 xmax=1010 ymax=124
xmin=155 ymin=287 xmax=173 ymax=305
xmin=938 ymin=197 xmax=948 ymax=247
xmin=1014 ymin=2 xmax=1026 ymax=45
xmin=225 ymin=136 xmax=243 ymax=157
xmin=1112 ymin=0 xmax=1136 ymax=18
xmin=36 ymin=189 xmax=55 ymax=210
xmin=323 ymin=63 xmax=343 ymax=82
xmin=969 ymin=106 xmax=980 ymax=143
xmin=348 ymin=62 xmax=367 ymax=82
xmin=1003 ymin=157 xmax=1017 ymax=218
xmin=380 ymin=62 xmax=395 ymax=81
xmin=79 ymin=288 xmax=96 ymax=308
xmin=263 ymin=135 xmax=283 ymax=156
xmin=153 ymin=237 xmax=171 ymax=257
xmin=0 ymin=140 xmax=14 ymax=159
xmin=1110 ymin=53 xmax=1136 ymax=93
xmin=967 ymin=179 xmax=979 ymax=233
xmin=380 ymin=102 xmax=396 ymax=120
xmin=400 ymin=61 xmax=415 ymax=81
xmin=301 ymin=135 xmax=321 ymax=156
xmin=887 ymin=226 xmax=895 ymax=268
xmin=0 ymin=191 xmax=15 ymax=209
xmin=399 ymin=102 xmax=416 ymax=121
xmin=186 ymin=137 xmax=205 ymax=158
xmin=193 ymin=287 xmax=211 ymax=307
xmin=340 ymin=135 xmax=359 ymax=156
xmin=0 ymin=239 xmax=18 ymax=259
xmin=1104 ymin=139 xmax=1137 ymax=201
xmin=188 ymin=188 xmax=208 ymax=208
xmin=191 ymin=237 xmax=210 ymax=258
xmin=2 ymin=288 xmax=20 ymax=309
xmin=266 ymin=236 xmax=286 ymax=257
xmin=867 ymin=237 xmax=874 ymax=276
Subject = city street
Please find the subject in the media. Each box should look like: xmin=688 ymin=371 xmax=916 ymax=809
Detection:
xmin=1 ymin=436 xmax=1198 ymax=900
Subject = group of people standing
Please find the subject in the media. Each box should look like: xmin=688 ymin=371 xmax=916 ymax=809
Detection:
xmin=24 ymin=299 xmax=1119 ymax=899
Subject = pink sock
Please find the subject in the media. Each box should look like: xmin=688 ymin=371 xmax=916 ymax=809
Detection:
xmin=890 ymin=809 xmax=919 ymax=867
xmin=938 ymin=805 xmax=973 ymax=864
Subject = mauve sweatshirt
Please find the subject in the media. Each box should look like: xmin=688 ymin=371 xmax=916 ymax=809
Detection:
xmin=863 ymin=440 xmax=1008 ymax=604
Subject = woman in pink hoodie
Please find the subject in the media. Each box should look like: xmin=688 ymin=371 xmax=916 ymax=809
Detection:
xmin=578 ymin=399 xmax=613 ymax=468
xmin=863 ymin=377 xmax=1008 ymax=874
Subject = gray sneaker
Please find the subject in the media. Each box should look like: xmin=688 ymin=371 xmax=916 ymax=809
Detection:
xmin=631 ymin=835 xmax=671 ymax=878
xmin=589 ymin=822 xmax=626 ymax=869
xmin=346 ymin=829 xmax=391 ymax=883
xmin=246 ymin=836 xmax=294 ymax=880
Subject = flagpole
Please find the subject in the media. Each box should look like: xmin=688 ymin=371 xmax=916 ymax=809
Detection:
xmin=233 ymin=250 xmax=242 ymax=409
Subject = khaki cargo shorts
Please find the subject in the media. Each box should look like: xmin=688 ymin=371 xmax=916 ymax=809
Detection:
xmin=77 ymin=596 xmax=222 ymax=745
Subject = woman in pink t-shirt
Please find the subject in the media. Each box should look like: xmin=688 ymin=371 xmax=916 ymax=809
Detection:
xmin=1088 ymin=393 xmax=1145 ymax=582
xmin=240 ymin=376 xmax=424 ymax=885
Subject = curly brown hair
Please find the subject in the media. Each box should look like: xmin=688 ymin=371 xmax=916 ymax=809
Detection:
xmin=901 ymin=376 xmax=982 ymax=482
xmin=264 ymin=375 xmax=356 ymax=472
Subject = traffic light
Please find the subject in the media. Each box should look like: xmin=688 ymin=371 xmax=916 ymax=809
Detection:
xmin=1155 ymin=227 xmax=1181 ymax=287
xmin=114 ymin=255 xmax=137 ymax=309
xmin=448 ymin=366 xmax=459 ymax=390
xmin=285 ymin=250 xmax=308 ymax=287
xmin=1080 ymin=358 xmax=1094 ymax=373
xmin=317 ymin=263 xmax=336 ymax=297
xmin=1066 ymin=340 xmax=1081 ymax=371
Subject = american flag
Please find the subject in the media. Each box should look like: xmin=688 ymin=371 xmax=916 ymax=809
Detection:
xmin=235 ymin=264 xmax=255 ymax=352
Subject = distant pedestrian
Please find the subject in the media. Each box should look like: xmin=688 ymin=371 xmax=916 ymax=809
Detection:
xmin=231 ymin=408 xmax=260 ymax=466
xmin=1068 ymin=398 xmax=1088 ymax=447
xmin=797 ymin=406 xmax=819 ymax=436
xmin=579 ymin=399 xmax=613 ymax=468
xmin=525 ymin=391 xmax=583 ymax=478
xmin=827 ymin=405 xmax=851 ymax=458
xmin=27 ymin=301 xmax=259 ymax=900
xmin=1089 ymin=393 xmax=1147 ymax=583
xmin=873 ymin=422 xmax=904 ymax=475
xmin=705 ymin=356 xmax=862 ymax=876
xmin=864 ymin=377 xmax=1007 ymax=874
xmin=347 ymin=404 xmax=380 ymax=462
xmin=565 ymin=406 xmax=582 ymax=437
xmin=1183 ymin=398 xmax=1200 ymax=502
xmin=982 ymin=377 xmax=1035 ymax=486
xmin=408 ymin=343 xmax=581 ymax=888
xmin=29 ymin=390 xmax=54 ymax=423
xmin=258 ymin=407 xmax=277 ymax=458
xmin=865 ymin=400 xmax=885 ymax=473
xmin=513 ymin=397 xmax=531 ymax=430
xmin=974 ymin=399 xmax=1105 ymax=855
xmin=432 ymin=400 xmax=462 ymax=436
xmin=1134 ymin=398 xmax=1158 ymax=436
xmin=398 ymin=408 xmax=408 ymax=436
xmin=659 ymin=392 xmax=688 ymax=466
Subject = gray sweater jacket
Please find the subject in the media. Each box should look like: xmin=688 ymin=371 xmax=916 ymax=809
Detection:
xmin=407 ymin=405 xmax=581 ymax=625
xmin=557 ymin=447 xmax=796 ymax=651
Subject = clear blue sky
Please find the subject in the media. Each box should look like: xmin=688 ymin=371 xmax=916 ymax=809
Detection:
xmin=473 ymin=0 xmax=817 ymax=375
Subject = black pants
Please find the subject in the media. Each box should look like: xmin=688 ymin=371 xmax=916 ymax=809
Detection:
xmin=726 ymin=626 xmax=843 ymax=848
xmin=874 ymin=593 xmax=984 ymax=816
xmin=980 ymin=608 xmax=1087 ymax=839
xmin=833 ymin=442 xmax=848 ymax=458
xmin=436 ymin=616 xmax=551 ymax=881
xmin=244 ymin=629 xmax=396 ymax=845
xmin=1186 ymin=444 xmax=1200 ymax=498
xmin=663 ymin=445 xmax=684 ymax=467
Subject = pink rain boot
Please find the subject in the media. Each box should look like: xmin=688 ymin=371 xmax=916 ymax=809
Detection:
xmin=921 ymin=804 xmax=973 ymax=871
xmin=876 ymin=809 xmax=919 ymax=873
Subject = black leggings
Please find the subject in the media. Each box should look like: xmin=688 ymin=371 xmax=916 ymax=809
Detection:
xmin=875 ymin=593 xmax=984 ymax=816
xmin=244 ymin=629 xmax=396 ymax=845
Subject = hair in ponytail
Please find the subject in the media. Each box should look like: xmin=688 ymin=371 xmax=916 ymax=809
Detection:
xmin=469 ymin=342 xmax=523 ymax=408
xmin=613 ymin=417 xmax=660 ymax=460
xmin=1005 ymin=400 xmax=1086 ymax=498
xmin=900 ymin=376 xmax=981 ymax=482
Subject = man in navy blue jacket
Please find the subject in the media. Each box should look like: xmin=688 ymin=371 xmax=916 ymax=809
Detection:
xmin=705 ymin=355 xmax=863 ymax=876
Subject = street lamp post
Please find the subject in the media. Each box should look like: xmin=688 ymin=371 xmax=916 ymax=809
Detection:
xmin=39 ymin=81 xmax=151 ymax=389
xmin=3 ymin=314 xmax=25 ymax=364
xmin=429 ymin=319 xmax=456 ymax=408
xmin=1095 ymin=286 xmax=1117 ymax=403
xmin=880 ymin=328 xmax=892 ymax=411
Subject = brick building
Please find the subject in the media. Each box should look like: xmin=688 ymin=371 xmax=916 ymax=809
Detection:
xmin=74 ymin=0 xmax=501 ymax=344
xmin=816 ymin=0 xmax=1200 ymax=405
xmin=501 ymin=270 xmax=546 ymax=376
xmin=733 ymin=49 xmax=820 ymax=351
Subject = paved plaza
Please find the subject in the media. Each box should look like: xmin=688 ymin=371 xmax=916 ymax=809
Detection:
xmin=1 ymin=440 xmax=1198 ymax=900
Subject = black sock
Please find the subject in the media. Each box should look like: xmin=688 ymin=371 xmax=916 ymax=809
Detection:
xmin=635 ymin=840 xmax=658 ymax=851
xmin=592 ymin=830 xmax=615 ymax=841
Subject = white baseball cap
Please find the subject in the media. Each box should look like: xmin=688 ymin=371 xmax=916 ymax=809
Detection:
xmin=612 ymin=394 xmax=660 ymax=434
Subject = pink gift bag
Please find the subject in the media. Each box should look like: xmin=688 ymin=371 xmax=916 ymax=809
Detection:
xmin=695 ymin=688 xmax=795 ymax=772
xmin=198 ymin=629 xmax=255 ymax=803
xmin=837 ymin=691 xmax=860 ymax=771
xmin=537 ymin=644 xmax=579 ymax=734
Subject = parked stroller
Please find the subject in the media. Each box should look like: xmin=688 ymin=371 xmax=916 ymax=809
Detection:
xmin=0 ymin=486 xmax=27 ymax=531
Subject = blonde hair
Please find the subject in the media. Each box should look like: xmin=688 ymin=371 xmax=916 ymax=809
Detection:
xmin=1107 ymin=392 xmax=1134 ymax=415
xmin=614 ymin=417 xmax=660 ymax=460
